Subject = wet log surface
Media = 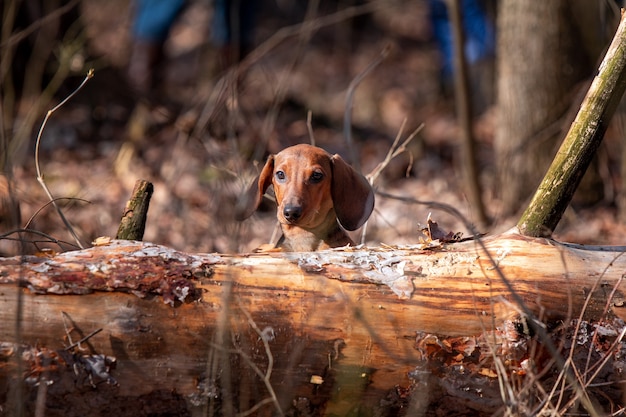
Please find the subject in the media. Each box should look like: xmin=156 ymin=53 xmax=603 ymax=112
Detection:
xmin=1 ymin=229 xmax=625 ymax=416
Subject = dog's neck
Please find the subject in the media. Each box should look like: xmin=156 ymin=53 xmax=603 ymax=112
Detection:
xmin=279 ymin=211 xmax=354 ymax=251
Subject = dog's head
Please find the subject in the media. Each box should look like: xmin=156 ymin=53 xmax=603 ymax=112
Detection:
xmin=236 ymin=144 xmax=374 ymax=231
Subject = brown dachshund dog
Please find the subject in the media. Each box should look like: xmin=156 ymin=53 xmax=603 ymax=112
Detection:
xmin=236 ymin=144 xmax=375 ymax=251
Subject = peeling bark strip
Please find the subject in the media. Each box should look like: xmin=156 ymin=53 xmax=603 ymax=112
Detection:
xmin=1 ymin=230 xmax=626 ymax=414
xmin=0 ymin=239 xmax=216 ymax=306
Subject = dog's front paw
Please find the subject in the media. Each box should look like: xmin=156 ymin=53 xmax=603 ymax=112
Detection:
xmin=253 ymin=243 xmax=281 ymax=253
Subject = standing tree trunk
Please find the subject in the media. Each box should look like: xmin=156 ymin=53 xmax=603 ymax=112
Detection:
xmin=518 ymin=10 xmax=626 ymax=237
xmin=494 ymin=0 xmax=601 ymax=216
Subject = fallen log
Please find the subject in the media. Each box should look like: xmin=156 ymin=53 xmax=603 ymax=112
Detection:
xmin=1 ymin=229 xmax=625 ymax=416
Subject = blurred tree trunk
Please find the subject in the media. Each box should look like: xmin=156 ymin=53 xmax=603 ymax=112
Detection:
xmin=0 ymin=0 xmax=83 ymax=173
xmin=448 ymin=0 xmax=489 ymax=228
xmin=494 ymin=1 xmax=605 ymax=216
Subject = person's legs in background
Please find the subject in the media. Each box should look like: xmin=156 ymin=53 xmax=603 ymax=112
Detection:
xmin=212 ymin=0 xmax=257 ymax=71
xmin=127 ymin=0 xmax=187 ymax=94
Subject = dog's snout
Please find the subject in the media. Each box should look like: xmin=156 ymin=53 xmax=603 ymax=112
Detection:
xmin=283 ymin=204 xmax=302 ymax=222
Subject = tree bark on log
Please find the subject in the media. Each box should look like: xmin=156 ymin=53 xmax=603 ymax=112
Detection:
xmin=1 ymin=231 xmax=625 ymax=415
xmin=115 ymin=179 xmax=153 ymax=241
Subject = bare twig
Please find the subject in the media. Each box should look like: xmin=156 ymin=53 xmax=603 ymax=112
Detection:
xmin=544 ymin=253 xmax=626 ymax=413
xmin=62 ymin=311 xmax=103 ymax=351
xmin=237 ymin=1 xmax=386 ymax=77
xmin=33 ymin=69 xmax=93 ymax=249
xmin=0 ymin=228 xmax=79 ymax=251
xmin=0 ymin=0 xmax=81 ymax=51
xmin=209 ymin=336 xmax=281 ymax=417
xmin=585 ymin=326 xmax=626 ymax=388
xmin=236 ymin=398 xmax=275 ymax=417
xmin=306 ymin=110 xmax=316 ymax=146
xmin=367 ymin=122 xmax=424 ymax=185
xmin=64 ymin=328 xmax=103 ymax=352
xmin=359 ymin=121 xmax=422 ymax=245
xmin=23 ymin=197 xmax=91 ymax=230
xmin=344 ymin=44 xmax=391 ymax=170
xmin=236 ymin=298 xmax=283 ymax=417
xmin=238 ymin=300 xmax=275 ymax=380
xmin=61 ymin=311 xmax=76 ymax=347
xmin=582 ymin=272 xmax=625 ymax=378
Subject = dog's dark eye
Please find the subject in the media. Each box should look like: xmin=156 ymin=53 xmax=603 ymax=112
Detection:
xmin=275 ymin=171 xmax=286 ymax=182
xmin=310 ymin=171 xmax=324 ymax=183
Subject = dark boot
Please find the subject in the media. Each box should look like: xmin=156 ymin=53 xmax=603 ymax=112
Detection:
xmin=127 ymin=41 xmax=164 ymax=95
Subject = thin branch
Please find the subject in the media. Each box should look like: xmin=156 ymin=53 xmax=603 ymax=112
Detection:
xmin=359 ymin=121 xmax=423 ymax=245
xmin=236 ymin=398 xmax=275 ymax=417
xmin=0 ymin=228 xmax=80 ymax=251
xmin=238 ymin=300 xmax=274 ymax=380
xmin=0 ymin=0 xmax=81 ymax=50
xmin=306 ymin=110 xmax=316 ymax=146
xmin=343 ymin=44 xmax=391 ymax=170
xmin=33 ymin=69 xmax=93 ymax=249
xmin=209 ymin=338 xmax=283 ymax=417
xmin=367 ymin=122 xmax=424 ymax=185
xmin=237 ymin=1 xmax=387 ymax=77
xmin=236 ymin=299 xmax=283 ymax=417
xmin=64 ymin=328 xmax=103 ymax=352
xmin=23 ymin=197 xmax=91 ymax=230
xmin=585 ymin=325 xmax=626 ymax=388
xmin=582 ymin=272 xmax=625 ymax=379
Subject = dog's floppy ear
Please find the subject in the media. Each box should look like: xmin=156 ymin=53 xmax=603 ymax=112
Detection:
xmin=235 ymin=155 xmax=275 ymax=221
xmin=330 ymin=154 xmax=374 ymax=230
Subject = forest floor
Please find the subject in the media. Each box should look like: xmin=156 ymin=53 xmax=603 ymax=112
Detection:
xmin=5 ymin=0 xmax=626 ymax=257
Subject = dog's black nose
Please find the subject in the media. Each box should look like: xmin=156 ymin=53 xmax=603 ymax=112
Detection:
xmin=283 ymin=205 xmax=302 ymax=222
